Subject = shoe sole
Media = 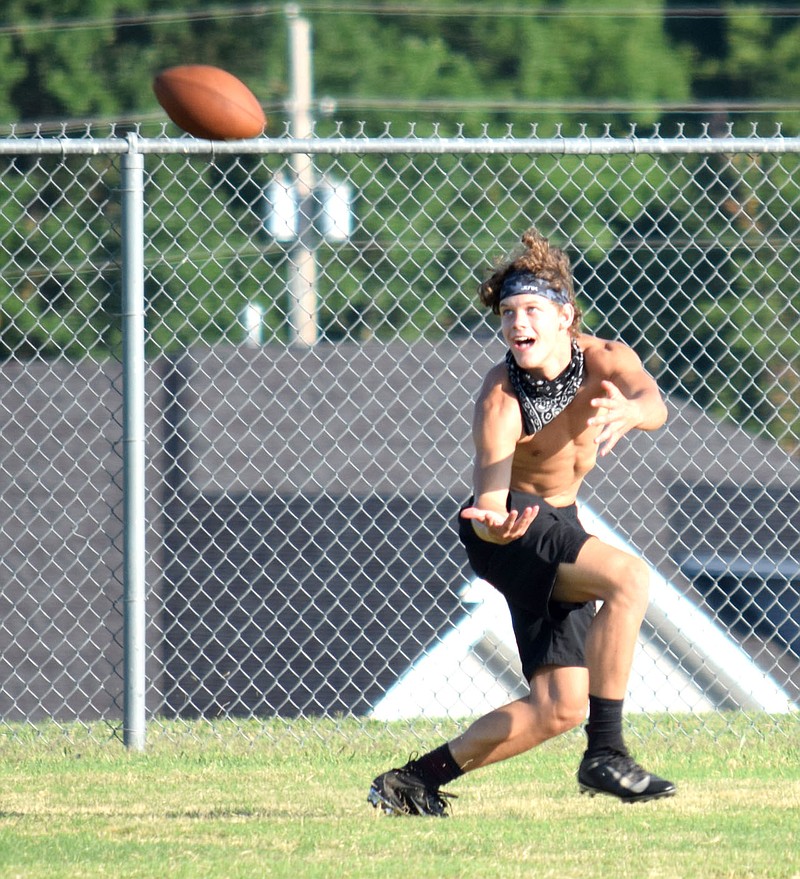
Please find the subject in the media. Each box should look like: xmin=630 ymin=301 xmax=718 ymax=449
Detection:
xmin=578 ymin=782 xmax=677 ymax=804
xmin=367 ymin=784 xmax=449 ymax=817
xmin=368 ymin=785 xmax=396 ymax=815
xmin=367 ymin=784 xmax=412 ymax=816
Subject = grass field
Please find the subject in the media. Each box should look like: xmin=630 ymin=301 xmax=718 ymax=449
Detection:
xmin=1 ymin=713 xmax=798 ymax=879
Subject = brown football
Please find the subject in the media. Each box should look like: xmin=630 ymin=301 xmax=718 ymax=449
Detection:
xmin=153 ymin=65 xmax=266 ymax=139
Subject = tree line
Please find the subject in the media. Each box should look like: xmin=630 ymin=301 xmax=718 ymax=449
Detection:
xmin=2 ymin=1 xmax=800 ymax=133
xmin=0 ymin=0 xmax=798 ymax=454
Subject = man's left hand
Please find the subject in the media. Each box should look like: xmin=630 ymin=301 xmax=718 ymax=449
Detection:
xmin=588 ymin=380 xmax=642 ymax=456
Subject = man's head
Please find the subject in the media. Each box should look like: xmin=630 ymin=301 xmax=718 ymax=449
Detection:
xmin=478 ymin=227 xmax=582 ymax=338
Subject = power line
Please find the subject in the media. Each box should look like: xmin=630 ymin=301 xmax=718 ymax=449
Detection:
xmin=298 ymin=3 xmax=800 ymax=18
xmin=328 ymin=97 xmax=800 ymax=113
xmin=0 ymin=5 xmax=283 ymax=36
xmin=3 ymin=2 xmax=800 ymax=36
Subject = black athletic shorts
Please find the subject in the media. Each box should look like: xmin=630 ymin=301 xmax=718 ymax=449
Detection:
xmin=458 ymin=489 xmax=596 ymax=680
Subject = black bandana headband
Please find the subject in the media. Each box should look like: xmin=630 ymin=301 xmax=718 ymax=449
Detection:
xmin=505 ymin=341 xmax=585 ymax=435
xmin=499 ymin=269 xmax=570 ymax=307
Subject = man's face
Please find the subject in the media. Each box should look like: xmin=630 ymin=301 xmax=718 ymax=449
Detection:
xmin=500 ymin=293 xmax=574 ymax=376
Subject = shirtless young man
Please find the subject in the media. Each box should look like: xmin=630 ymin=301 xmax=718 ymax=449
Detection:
xmin=368 ymin=228 xmax=676 ymax=816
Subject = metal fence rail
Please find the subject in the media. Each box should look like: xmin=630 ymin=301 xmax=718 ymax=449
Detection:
xmin=1 ymin=128 xmax=798 ymax=746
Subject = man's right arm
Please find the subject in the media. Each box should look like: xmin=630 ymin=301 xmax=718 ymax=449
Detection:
xmin=459 ymin=368 xmax=539 ymax=544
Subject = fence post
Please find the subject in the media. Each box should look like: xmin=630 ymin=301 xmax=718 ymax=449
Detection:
xmin=121 ymin=135 xmax=147 ymax=750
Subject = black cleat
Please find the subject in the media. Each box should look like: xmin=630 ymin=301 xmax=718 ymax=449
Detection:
xmin=368 ymin=766 xmax=455 ymax=817
xmin=578 ymin=749 xmax=676 ymax=803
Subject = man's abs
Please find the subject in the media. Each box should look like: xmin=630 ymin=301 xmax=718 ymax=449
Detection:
xmin=510 ymin=435 xmax=599 ymax=507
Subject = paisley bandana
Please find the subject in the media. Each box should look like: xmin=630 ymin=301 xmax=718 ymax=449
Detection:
xmin=505 ymin=341 xmax=585 ymax=435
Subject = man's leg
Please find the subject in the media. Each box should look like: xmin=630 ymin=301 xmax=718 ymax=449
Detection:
xmin=448 ymin=664 xmax=588 ymax=771
xmin=552 ymin=536 xmax=676 ymax=802
xmin=368 ymin=666 xmax=587 ymax=815
xmin=552 ymin=536 xmax=649 ymax=697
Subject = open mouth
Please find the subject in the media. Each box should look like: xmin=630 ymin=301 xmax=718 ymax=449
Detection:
xmin=512 ymin=337 xmax=535 ymax=351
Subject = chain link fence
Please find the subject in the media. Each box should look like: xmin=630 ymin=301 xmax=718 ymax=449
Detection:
xmin=1 ymin=128 xmax=798 ymax=745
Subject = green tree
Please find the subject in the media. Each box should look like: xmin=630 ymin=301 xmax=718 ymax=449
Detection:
xmin=1 ymin=0 xmax=122 ymax=120
xmin=0 ymin=0 xmax=796 ymax=461
xmin=0 ymin=154 xmax=122 ymax=359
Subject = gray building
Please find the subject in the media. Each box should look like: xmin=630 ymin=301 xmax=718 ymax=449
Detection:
xmin=1 ymin=341 xmax=798 ymax=721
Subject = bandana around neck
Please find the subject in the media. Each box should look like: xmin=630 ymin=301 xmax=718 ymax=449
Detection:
xmin=505 ymin=340 xmax=585 ymax=435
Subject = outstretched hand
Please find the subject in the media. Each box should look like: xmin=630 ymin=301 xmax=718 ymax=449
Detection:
xmin=588 ymin=380 xmax=643 ymax=457
xmin=460 ymin=504 xmax=539 ymax=544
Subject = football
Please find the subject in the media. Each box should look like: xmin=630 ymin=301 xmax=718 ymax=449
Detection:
xmin=153 ymin=65 xmax=266 ymax=139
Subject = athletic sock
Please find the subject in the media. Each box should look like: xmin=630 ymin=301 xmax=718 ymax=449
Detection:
xmin=405 ymin=744 xmax=464 ymax=789
xmin=585 ymin=694 xmax=628 ymax=756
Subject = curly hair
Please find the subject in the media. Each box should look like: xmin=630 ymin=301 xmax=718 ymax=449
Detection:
xmin=478 ymin=227 xmax=583 ymax=335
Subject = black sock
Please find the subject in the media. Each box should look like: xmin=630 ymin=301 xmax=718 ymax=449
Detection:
xmin=406 ymin=744 xmax=463 ymax=788
xmin=585 ymin=695 xmax=627 ymax=756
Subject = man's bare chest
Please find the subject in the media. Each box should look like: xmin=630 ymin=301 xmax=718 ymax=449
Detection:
xmin=512 ymin=387 xmax=600 ymax=470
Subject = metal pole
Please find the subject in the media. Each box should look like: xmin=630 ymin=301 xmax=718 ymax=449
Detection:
xmin=121 ymin=135 xmax=147 ymax=751
xmin=286 ymin=4 xmax=318 ymax=346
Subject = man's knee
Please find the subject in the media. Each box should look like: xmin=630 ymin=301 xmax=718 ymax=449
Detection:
xmin=530 ymin=696 xmax=587 ymax=738
xmin=555 ymin=540 xmax=650 ymax=608
xmin=549 ymin=703 xmax=587 ymax=737
xmin=605 ymin=553 xmax=650 ymax=611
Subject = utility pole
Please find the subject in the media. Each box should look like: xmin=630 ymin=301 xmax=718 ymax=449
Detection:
xmin=285 ymin=4 xmax=318 ymax=346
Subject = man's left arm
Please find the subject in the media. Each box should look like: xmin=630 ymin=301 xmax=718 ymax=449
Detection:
xmin=588 ymin=342 xmax=668 ymax=456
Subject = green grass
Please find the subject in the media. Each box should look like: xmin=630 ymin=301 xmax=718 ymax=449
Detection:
xmin=1 ymin=714 xmax=799 ymax=879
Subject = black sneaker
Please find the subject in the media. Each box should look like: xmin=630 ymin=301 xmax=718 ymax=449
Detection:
xmin=578 ymin=749 xmax=676 ymax=803
xmin=368 ymin=766 xmax=455 ymax=817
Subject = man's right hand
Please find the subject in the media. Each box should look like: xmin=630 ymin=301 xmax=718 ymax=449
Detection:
xmin=460 ymin=504 xmax=539 ymax=544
